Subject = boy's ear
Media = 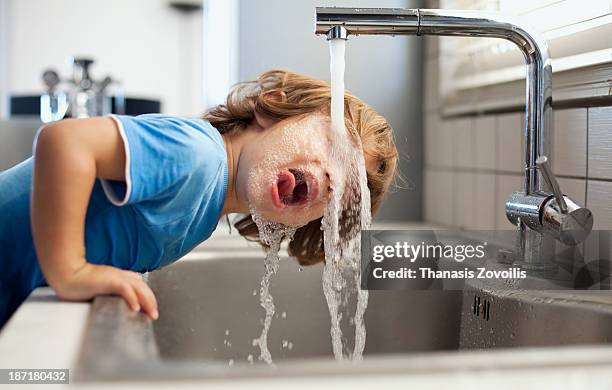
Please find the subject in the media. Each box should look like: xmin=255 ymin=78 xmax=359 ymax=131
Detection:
xmin=254 ymin=111 xmax=277 ymax=129
xmin=254 ymin=90 xmax=286 ymax=129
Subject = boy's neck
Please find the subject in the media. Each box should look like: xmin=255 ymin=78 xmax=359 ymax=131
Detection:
xmin=221 ymin=133 xmax=239 ymax=215
xmin=221 ymin=125 xmax=258 ymax=215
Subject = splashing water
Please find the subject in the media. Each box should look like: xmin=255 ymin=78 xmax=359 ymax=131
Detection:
xmin=323 ymin=37 xmax=371 ymax=361
xmin=251 ymin=212 xmax=296 ymax=366
xmin=321 ymin=130 xmax=371 ymax=360
xmin=249 ymin=37 xmax=371 ymax=364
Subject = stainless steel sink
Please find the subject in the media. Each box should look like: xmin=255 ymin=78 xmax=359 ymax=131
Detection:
xmin=148 ymin=257 xmax=462 ymax=361
xmin=74 ymin=236 xmax=612 ymax=382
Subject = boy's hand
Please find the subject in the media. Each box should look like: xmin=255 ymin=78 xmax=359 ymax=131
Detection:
xmin=54 ymin=262 xmax=159 ymax=320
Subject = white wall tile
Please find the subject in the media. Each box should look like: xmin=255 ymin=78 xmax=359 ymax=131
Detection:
xmin=454 ymin=172 xmax=474 ymax=229
xmin=495 ymin=113 xmax=523 ymax=173
xmin=589 ymin=107 xmax=612 ymax=180
xmin=424 ymin=58 xmax=439 ymax=114
xmin=557 ymin=178 xmax=586 ymax=206
xmin=425 ymin=36 xmax=439 ymax=60
xmin=438 ymin=170 xmax=455 ymax=227
xmin=437 ymin=120 xmax=454 ymax=168
xmin=424 ymin=169 xmax=455 ymax=226
xmin=587 ymin=180 xmax=612 ymax=229
xmin=553 ymin=109 xmax=587 ymax=178
xmin=495 ymin=173 xmax=522 ymax=230
xmin=473 ymin=173 xmax=496 ymax=230
xmin=424 ymin=169 xmax=437 ymax=223
xmin=473 ymin=116 xmax=496 ymax=170
xmin=424 ymin=114 xmax=438 ymax=167
xmin=451 ymin=118 xmax=474 ymax=169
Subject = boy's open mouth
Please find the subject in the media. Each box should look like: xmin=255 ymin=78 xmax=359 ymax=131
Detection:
xmin=271 ymin=168 xmax=318 ymax=209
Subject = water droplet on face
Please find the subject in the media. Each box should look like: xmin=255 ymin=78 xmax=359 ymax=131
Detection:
xmin=281 ymin=311 xmax=287 ymax=319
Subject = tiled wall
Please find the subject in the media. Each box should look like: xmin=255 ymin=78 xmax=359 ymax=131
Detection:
xmin=423 ymin=37 xmax=612 ymax=230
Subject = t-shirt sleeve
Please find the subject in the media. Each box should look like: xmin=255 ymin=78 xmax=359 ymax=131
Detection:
xmin=100 ymin=114 xmax=224 ymax=206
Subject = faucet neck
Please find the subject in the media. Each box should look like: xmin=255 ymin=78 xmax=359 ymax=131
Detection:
xmin=315 ymin=8 xmax=553 ymax=194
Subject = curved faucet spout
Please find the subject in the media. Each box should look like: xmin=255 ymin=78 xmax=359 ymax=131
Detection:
xmin=313 ymin=7 xmax=594 ymax=267
xmin=314 ymin=7 xmax=552 ymax=195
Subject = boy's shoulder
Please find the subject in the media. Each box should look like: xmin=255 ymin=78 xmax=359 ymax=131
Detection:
xmin=110 ymin=114 xmax=227 ymax=176
xmin=116 ymin=114 xmax=224 ymax=152
xmin=133 ymin=114 xmax=216 ymax=134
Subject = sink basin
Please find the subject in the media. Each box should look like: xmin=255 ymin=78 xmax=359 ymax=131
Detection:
xmin=74 ymin=235 xmax=612 ymax=382
xmin=149 ymin=257 xmax=462 ymax=361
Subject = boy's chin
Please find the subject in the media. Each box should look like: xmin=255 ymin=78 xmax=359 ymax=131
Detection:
xmin=247 ymin=191 xmax=315 ymax=227
xmin=250 ymin=206 xmax=307 ymax=228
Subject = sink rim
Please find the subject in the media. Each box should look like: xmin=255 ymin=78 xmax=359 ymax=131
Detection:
xmin=74 ymin=294 xmax=612 ymax=383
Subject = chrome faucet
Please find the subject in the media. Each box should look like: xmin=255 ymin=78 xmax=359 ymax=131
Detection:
xmin=314 ymin=7 xmax=593 ymax=269
xmin=41 ymin=57 xmax=125 ymax=123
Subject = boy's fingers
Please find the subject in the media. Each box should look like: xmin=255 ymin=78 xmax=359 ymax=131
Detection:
xmin=127 ymin=271 xmax=143 ymax=281
xmin=132 ymin=279 xmax=159 ymax=320
xmin=141 ymin=284 xmax=159 ymax=317
xmin=114 ymin=280 xmax=140 ymax=312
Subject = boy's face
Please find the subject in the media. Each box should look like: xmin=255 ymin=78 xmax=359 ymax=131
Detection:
xmin=237 ymin=114 xmax=340 ymax=227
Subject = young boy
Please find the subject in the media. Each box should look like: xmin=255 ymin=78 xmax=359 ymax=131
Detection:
xmin=0 ymin=70 xmax=398 ymax=327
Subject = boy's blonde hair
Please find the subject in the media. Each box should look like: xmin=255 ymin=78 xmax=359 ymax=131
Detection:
xmin=203 ymin=69 xmax=397 ymax=265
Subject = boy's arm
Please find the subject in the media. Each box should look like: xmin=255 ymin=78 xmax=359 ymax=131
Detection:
xmin=31 ymin=117 xmax=158 ymax=320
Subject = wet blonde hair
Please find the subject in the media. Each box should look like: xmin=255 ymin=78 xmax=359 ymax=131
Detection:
xmin=203 ymin=69 xmax=397 ymax=265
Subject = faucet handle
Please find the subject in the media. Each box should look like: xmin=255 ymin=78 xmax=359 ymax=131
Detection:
xmin=535 ymin=155 xmax=593 ymax=245
xmin=42 ymin=69 xmax=61 ymax=91
xmin=536 ymin=156 xmax=568 ymax=213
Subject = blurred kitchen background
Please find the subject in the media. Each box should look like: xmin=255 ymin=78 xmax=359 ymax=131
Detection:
xmin=1 ymin=0 xmax=611 ymax=227
xmin=0 ymin=0 xmax=422 ymax=221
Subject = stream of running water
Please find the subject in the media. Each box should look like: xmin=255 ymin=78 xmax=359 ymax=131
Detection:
xmin=252 ymin=37 xmax=371 ymax=364
xmin=251 ymin=212 xmax=296 ymax=366
xmin=323 ymin=37 xmax=371 ymax=360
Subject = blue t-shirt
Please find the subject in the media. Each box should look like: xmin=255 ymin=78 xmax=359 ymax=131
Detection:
xmin=0 ymin=114 xmax=228 ymax=326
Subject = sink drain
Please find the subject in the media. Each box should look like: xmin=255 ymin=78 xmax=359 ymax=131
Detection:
xmin=472 ymin=294 xmax=491 ymax=321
